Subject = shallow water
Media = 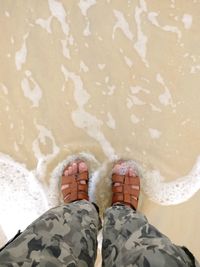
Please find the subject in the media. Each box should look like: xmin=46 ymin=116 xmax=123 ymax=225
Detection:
xmin=0 ymin=0 xmax=200 ymax=261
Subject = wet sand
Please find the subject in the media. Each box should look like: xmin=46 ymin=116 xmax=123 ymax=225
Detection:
xmin=0 ymin=0 xmax=200 ymax=261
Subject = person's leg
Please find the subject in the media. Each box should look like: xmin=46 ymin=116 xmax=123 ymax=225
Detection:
xmin=0 ymin=201 xmax=100 ymax=267
xmin=102 ymin=161 xmax=196 ymax=267
xmin=103 ymin=204 xmax=194 ymax=267
xmin=0 ymin=160 xmax=101 ymax=267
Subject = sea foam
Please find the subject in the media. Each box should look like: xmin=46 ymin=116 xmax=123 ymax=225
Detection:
xmin=1 ymin=152 xmax=200 ymax=246
xmin=0 ymin=153 xmax=49 ymax=242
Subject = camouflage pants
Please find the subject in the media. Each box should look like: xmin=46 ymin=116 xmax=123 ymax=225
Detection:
xmin=0 ymin=200 xmax=198 ymax=267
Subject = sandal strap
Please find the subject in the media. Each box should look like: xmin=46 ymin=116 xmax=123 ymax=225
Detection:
xmin=62 ymin=171 xmax=89 ymax=202
xmin=112 ymin=173 xmax=140 ymax=210
xmin=62 ymin=172 xmax=88 ymax=185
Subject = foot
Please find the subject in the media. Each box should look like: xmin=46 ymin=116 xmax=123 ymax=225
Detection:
xmin=112 ymin=161 xmax=140 ymax=210
xmin=61 ymin=160 xmax=89 ymax=203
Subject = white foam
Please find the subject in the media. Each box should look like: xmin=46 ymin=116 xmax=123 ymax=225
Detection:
xmin=162 ymin=25 xmax=182 ymax=39
xmin=148 ymin=12 xmax=182 ymax=40
xmin=124 ymin=56 xmax=133 ymax=68
xmin=181 ymin=118 xmax=191 ymax=126
xmin=112 ymin=10 xmax=133 ymax=41
xmin=15 ymin=33 xmax=29 ymax=71
xmin=131 ymin=114 xmax=140 ymax=124
xmin=130 ymin=85 xmax=150 ymax=94
xmin=130 ymin=95 xmax=145 ymax=106
xmin=142 ymin=155 xmax=200 ymax=205
xmin=5 ymin=11 xmax=10 ymax=17
xmin=10 ymin=37 xmax=14 ymax=44
xmin=156 ymin=73 xmax=175 ymax=107
xmin=182 ymin=14 xmax=193 ymax=30
xmin=35 ymin=16 xmax=53 ymax=33
xmin=134 ymin=96 xmax=145 ymax=105
xmin=0 ymin=153 xmax=49 ymax=241
xmin=61 ymin=65 xmax=90 ymax=107
xmin=69 ymin=35 xmax=74 ymax=45
xmin=21 ymin=71 xmax=43 ymax=107
xmin=106 ymin=112 xmax=116 ymax=129
xmin=105 ymin=76 xmax=109 ymax=83
xmin=190 ymin=64 xmax=200 ymax=74
xmin=107 ymin=85 xmax=116 ymax=95
xmin=80 ymin=61 xmax=89 ymax=72
xmin=148 ymin=128 xmax=161 ymax=139
xmin=61 ymin=65 xmax=116 ymax=159
xmin=61 ymin=39 xmax=70 ymax=59
xmin=83 ymin=20 xmax=91 ymax=36
xmin=14 ymin=142 xmax=19 ymax=152
xmin=0 ymin=150 xmax=200 ymax=245
xmin=0 ymin=83 xmax=8 ymax=95
xmin=78 ymin=0 xmax=96 ymax=36
xmin=78 ymin=0 xmax=97 ymax=16
xmin=98 ymin=64 xmax=106 ymax=70
xmin=150 ymin=103 xmax=162 ymax=112
xmin=48 ymin=0 xmax=71 ymax=59
xmin=48 ymin=0 xmax=69 ymax=35
xmin=32 ymin=123 xmax=60 ymax=179
xmin=134 ymin=1 xmax=149 ymax=67
xmin=127 ymin=97 xmax=133 ymax=109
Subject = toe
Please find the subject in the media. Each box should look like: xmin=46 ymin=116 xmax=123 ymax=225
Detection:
xmin=64 ymin=169 xmax=69 ymax=176
xmin=68 ymin=166 xmax=73 ymax=175
xmin=113 ymin=164 xmax=121 ymax=174
xmin=72 ymin=162 xmax=78 ymax=174
xmin=128 ymin=168 xmax=137 ymax=177
xmin=79 ymin=161 xmax=88 ymax=173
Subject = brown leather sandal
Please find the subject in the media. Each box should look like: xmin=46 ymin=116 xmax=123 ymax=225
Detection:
xmin=61 ymin=161 xmax=89 ymax=203
xmin=112 ymin=163 xmax=140 ymax=210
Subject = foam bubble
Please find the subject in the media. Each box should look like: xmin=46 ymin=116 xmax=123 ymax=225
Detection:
xmin=80 ymin=61 xmax=89 ymax=72
xmin=131 ymin=114 xmax=140 ymax=124
xmin=0 ymin=84 xmax=8 ymax=95
xmin=48 ymin=0 xmax=69 ymax=35
xmin=182 ymin=14 xmax=193 ymax=30
xmin=106 ymin=112 xmax=116 ymax=129
xmin=83 ymin=20 xmax=91 ymax=36
xmin=156 ymin=73 xmax=175 ymax=107
xmin=5 ymin=11 xmax=10 ymax=17
xmin=148 ymin=128 xmax=161 ymax=139
xmin=48 ymin=0 xmax=71 ymax=59
xmin=98 ymin=64 xmax=106 ymax=70
xmin=124 ymin=56 xmax=133 ymax=68
xmin=78 ymin=0 xmax=97 ymax=16
xmin=21 ymin=71 xmax=43 ymax=107
xmin=150 ymin=103 xmax=162 ymax=112
xmin=15 ymin=33 xmax=29 ymax=71
xmin=35 ymin=16 xmax=53 ymax=33
xmin=130 ymin=85 xmax=150 ymax=94
xmin=78 ymin=0 xmax=96 ymax=36
xmin=107 ymin=85 xmax=116 ymax=95
xmin=190 ymin=64 xmax=200 ymax=74
xmin=61 ymin=39 xmax=70 ymax=59
xmin=148 ymin=11 xmax=182 ymax=40
xmin=0 ymin=153 xmax=49 ymax=241
xmin=112 ymin=10 xmax=133 ymax=41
